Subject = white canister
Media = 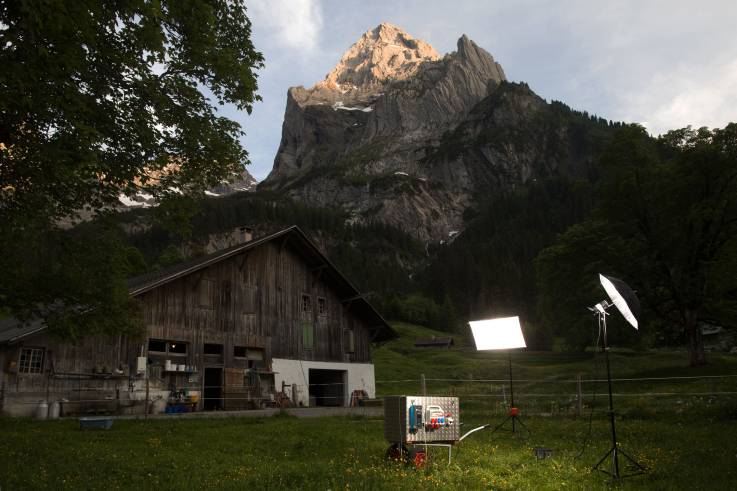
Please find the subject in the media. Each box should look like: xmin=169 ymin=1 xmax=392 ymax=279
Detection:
xmin=178 ymin=364 xmax=185 ymax=372
xmin=48 ymin=401 xmax=61 ymax=420
xmin=36 ymin=400 xmax=49 ymax=420
xmin=165 ymin=360 xmax=172 ymax=371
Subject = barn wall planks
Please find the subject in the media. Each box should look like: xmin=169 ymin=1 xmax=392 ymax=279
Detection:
xmin=1 ymin=233 xmax=381 ymax=416
xmin=139 ymin=241 xmax=373 ymax=365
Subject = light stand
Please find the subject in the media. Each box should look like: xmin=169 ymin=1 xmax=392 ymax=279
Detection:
xmin=468 ymin=316 xmax=528 ymax=439
xmin=489 ymin=350 xmax=527 ymax=437
xmin=589 ymin=282 xmax=646 ymax=480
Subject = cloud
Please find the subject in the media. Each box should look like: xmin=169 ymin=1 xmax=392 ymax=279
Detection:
xmin=626 ymin=58 xmax=737 ymax=135
xmin=248 ymin=0 xmax=323 ymax=52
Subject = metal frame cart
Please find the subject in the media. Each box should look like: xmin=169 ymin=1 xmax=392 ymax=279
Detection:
xmin=384 ymin=395 xmax=492 ymax=467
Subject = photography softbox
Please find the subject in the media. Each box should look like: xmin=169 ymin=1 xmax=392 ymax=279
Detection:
xmin=468 ymin=315 xmax=528 ymax=436
xmin=469 ymin=316 xmax=527 ymax=351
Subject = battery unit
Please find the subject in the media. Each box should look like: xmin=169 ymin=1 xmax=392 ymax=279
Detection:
xmin=384 ymin=396 xmax=460 ymax=443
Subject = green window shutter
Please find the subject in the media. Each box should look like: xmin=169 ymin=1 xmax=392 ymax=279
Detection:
xmin=302 ymin=322 xmax=314 ymax=350
xmin=344 ymin=329 xmax=355 ymax=353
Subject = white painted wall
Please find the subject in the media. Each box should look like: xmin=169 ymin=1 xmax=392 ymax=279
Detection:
xmin=272 ymin=358 xmax=375 ymax=407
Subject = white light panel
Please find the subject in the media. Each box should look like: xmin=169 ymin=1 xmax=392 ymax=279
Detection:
xmin=469 ymin=316 xmax=527 ymax=351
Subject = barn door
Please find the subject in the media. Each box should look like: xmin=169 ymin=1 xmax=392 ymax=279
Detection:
xmin=223 ymin=368 xmax=248 ymax=410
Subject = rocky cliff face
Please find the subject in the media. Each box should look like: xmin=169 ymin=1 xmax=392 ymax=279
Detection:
xmin=119 ymin=166 xmax=257 ymax=209
xmin=261 ymin=23 xmax=605 ymax=242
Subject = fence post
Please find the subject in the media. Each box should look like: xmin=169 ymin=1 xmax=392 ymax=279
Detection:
xmin=145 ymin=372 xmax=150 ymax=420
xmin=421 ymin=374 xmax=426 ymax=396
xmin=576 ymin=373 xmax=582 ymax=417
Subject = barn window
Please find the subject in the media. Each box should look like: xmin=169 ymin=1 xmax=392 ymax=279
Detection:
xmin=148 ymin=339 xmax=166 ymax=353
xmin=301 ymin=294 xmax=311 ymax=313
xmin=247 ymin=348 xmax=264 ymax=361
xmin=233 ymin=346 xmax=247 ymax=358
xmin=318 ymin=297 xmax=326 ymax=316
xmin=148 ymin=339 xmax=186 ymax=356
xmin=169 ymin=342 xmax=187 ymax=355
xmin=302 ymin=322 xmax=314 ymax=350
xmin=18 ymin=348 xmax=44 ymax=374
xmin=344 ymin=329 xmax=355 ymax=353
xmin=204 ymin=343 xmax=223 ymax=355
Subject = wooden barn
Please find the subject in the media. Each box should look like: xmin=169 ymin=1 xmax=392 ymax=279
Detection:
xmin=0 ymin=226 xmax=394 ymax=417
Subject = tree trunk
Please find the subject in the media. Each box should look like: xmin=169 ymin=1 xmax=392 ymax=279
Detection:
xmin=685 ymin=309 xmax=707 ymax=366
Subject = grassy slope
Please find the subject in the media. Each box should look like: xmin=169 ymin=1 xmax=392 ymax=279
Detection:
xmin=1 ymin=322 xmax=736 ymax=490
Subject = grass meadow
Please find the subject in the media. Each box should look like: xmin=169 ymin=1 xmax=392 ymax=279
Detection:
xmin=2 ymin=322 xmax=737 ymax=490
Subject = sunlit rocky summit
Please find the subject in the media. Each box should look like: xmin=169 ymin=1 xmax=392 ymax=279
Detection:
xmin=307 ymin=23 xmax=441 ymax=104
xmin=261 ymin=23 xmax=603 ymax=241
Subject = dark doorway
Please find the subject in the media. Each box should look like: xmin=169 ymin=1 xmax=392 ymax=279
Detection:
xmin=308 ymin=369 xmax=346 ymax=407
xmin=204 ymin=367 xmax=223 ymax=410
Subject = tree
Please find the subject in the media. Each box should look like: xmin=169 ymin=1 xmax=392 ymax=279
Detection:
xmin=1 ymin=0 xmax=263 ymax=220
xmin=537 ymin=124 xmax=737 ymax=365
xmin=0 ymin=1 xmax=264 ymax=338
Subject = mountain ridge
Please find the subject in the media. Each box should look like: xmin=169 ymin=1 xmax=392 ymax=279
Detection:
xmin=260 ymin=23 xmax=614 ymax=242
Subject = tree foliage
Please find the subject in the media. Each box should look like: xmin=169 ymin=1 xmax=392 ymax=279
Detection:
xmin=1 ymin=217 xmax=145 ymax=340
xmin=537 ymin=124 xmax=737 ymax=363
xmin=1 ymin=0 xmax=263 ymax=220
xmin=0 ymin=1 xmax=263 ymax=339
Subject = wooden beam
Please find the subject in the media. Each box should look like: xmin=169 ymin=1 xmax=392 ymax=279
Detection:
xmin=279 ymin=235 xmax=290 ymax=254
xmin=341 ymin=294 xmax=365 ymax=304
xmin=190 ymin=270 xmax=205 ymax=290
xmin=237 ymin=250 xmax=251 ymax=272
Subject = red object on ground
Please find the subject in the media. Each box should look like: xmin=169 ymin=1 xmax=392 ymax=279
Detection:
xmin=510 ymin=407 xmax=520 ymax=416
xmin=410 ymin=449 xmax=427 ymax=469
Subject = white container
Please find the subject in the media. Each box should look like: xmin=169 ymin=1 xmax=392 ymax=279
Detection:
xmin=177 ymin=364 xmax=185 ymax=372
xmin=137 ymin=356 xmax=147 ymax=374
xmin=152 ymin=398 xmax=167 ymax=414
xmin=35 ymin=400 xmax=49 ymax=420
xmin=165 ymin=360 xmax=172 ymax=371
xmin=48 ymin=401 xmax=61 ymax=420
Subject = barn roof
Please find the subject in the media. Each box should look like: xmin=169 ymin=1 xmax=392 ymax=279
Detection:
xmin=127 ymin=225 xmax=395 ymax=342
xmin=2 ymin=226 xmax=395 ymax=344
xmin=0 ymin=316 xmax=46 ymax=344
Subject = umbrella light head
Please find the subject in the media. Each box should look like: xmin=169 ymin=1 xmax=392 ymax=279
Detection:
xmin=599 ymin=274 xmax=640 ymax=330
xmin=469 ymin=316 xmax=527 ymax=351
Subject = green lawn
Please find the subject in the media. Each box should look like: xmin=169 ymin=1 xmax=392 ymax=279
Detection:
xmin=2 ymin=322 xmax=736 ymax=490
xmin=1 ymin=411 xmax=736 ymax=490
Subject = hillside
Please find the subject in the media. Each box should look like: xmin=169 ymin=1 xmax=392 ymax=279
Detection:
xmin=374 ymin=322 xmax=737 ymax=414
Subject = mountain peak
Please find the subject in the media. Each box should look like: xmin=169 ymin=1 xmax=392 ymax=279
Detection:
xmin=314 ymin=22 xmax=440 ymax=93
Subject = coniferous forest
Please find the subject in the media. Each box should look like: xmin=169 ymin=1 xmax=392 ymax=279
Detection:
xmin=47 ymin=121 xmax=735 ymax=368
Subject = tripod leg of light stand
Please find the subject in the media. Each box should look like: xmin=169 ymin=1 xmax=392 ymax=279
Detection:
xmin=490 ymin=414 xmax=513 ymax=434
xmin=617 ymin=447 xmax=646 ymax=476
xmin=592 ymin=313 xmax=645 ymax=480
xmin=489 ymin=351 xmax=528 ymax=438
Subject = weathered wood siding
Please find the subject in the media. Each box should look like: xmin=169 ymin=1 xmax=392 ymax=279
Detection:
xmin=0 ymin=333 xmax=140 ymax=416
xmin=138 ymin=240 xmax=374 ymax=365
xmin=1 ymin=234 xmax=381 ymax=415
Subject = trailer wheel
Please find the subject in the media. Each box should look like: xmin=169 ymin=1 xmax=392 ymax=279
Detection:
xmin=386 ymin=443 xmax=408 ymax=461
xmin=408 ymin=448 xmax=427 ymax=469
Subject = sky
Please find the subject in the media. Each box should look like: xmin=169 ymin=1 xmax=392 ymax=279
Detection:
xmin=227 ymin=0 xmax=737 ymax=181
